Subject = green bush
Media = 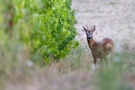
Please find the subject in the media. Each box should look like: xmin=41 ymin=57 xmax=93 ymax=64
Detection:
xmin=31 ymin=0 xmax=78 ymax=64
xmin=1 ymin=0 xmax=78 ymax=65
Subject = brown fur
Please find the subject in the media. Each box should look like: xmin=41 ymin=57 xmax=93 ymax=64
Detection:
xmin=83 ymin=25 xmax=114 ymax=65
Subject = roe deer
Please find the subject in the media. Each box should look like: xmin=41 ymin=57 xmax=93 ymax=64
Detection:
xmin=82 ymin=25 xmax=114 ymax=69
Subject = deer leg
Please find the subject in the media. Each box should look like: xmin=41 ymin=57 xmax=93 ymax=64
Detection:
xmin=104 ymin=56 xmax=108 ymax=65
xmin=110 ymin=50 xmax=114 ymax=64
xmin=94 ymin=57 xmax=97 ymax=65
xmin=101 ymin=58 xmax=103 ymax=67
xmin=91 ymin=56 xmax=97 ymax=70
xmin=102 ymin=52 xmax=108 ymax=65
xmin=92 ymin=52 xmax=97 ymax=65
xmin=91 ymin=52 xmax=97 ymax=70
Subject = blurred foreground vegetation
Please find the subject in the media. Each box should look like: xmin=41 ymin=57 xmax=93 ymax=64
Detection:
xmin=0 ymin=0 xmax=78 ymax=65
xmin=0 ymin=0 xmax=78 ymax=89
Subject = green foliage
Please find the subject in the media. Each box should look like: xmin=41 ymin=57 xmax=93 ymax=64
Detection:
xmin=31 ymin=0 xmax=78 ymax=64
xmin=1 ymin=0 xmax=78 ymax=66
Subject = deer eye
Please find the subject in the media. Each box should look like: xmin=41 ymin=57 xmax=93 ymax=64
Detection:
xmin=86 ymin=33 xmax=89 ymax=35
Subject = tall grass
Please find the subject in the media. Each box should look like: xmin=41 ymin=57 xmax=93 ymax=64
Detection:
xmin=47 ymin=41 xmax=135 ymax=89
xmin=94 ymin=59 xmax=134 ymax=90
xmin=0 ymin=37 xmax=135 ymax=89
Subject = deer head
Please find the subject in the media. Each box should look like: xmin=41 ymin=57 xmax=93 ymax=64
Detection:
xmin=82 ymin=25 xmax=96 ymax=40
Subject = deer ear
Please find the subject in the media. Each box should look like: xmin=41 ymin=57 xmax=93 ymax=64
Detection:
xmin=91 ymin=25 xmax=96 ymax=32
xmin=82 ymin=26 xmax=87 ymax=32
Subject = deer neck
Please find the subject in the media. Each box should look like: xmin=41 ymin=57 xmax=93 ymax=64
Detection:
xmin=87 ymin=38 xmax=96 ymax=50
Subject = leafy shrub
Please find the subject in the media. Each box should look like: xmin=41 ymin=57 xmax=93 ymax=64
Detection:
xmin=31 ymin=0 xmax=79 ymax=64
xmin=1 ymin=0 xmax=78 ymax=65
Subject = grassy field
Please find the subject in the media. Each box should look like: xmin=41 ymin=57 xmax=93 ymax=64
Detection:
xmin=1 ymin=0 xmax=135 ymax=90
